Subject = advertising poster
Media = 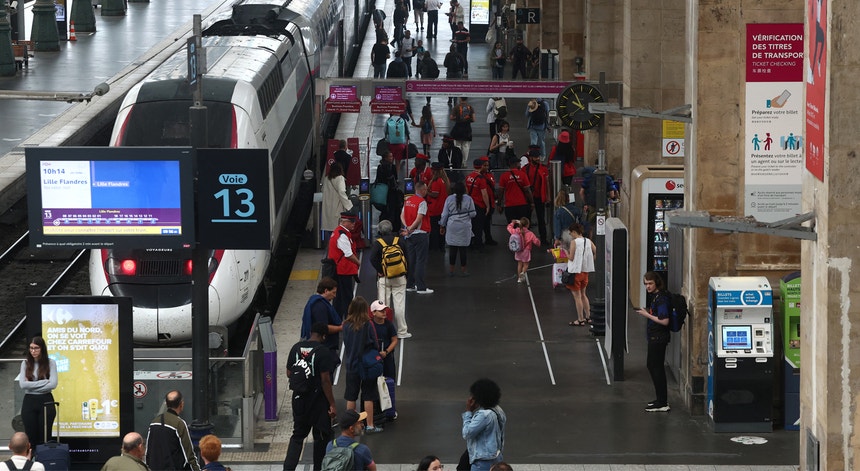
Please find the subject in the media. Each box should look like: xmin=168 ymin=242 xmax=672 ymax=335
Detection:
xmin=805 ymin=0 xmax=826 ymax=180
xmin=41 ymin=303 xmax=122 ymax=438
xmin=744 ymin=24 xmax=804 ymax=222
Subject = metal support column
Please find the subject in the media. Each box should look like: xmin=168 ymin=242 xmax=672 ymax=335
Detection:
xmin=31 ymin=0 xmax=59 ymax=51
xmin=0 ymin=0 xmax=15 ymax=76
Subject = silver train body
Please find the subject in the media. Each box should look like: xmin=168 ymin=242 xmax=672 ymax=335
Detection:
xmin=89 ymin=0 xmax=369 ymax=345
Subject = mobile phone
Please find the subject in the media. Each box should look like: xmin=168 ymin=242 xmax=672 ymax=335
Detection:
xmin=404 ymin=180 xmax=415 ymax=194
xmin=359 ymin=178 xmax=370 ymax=195
xmin=774 ymin=89 xmax=791 ymax=107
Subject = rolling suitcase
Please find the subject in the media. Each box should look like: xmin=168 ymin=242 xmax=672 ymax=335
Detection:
xmin=35 ymin=401 xmax=69 ymax=471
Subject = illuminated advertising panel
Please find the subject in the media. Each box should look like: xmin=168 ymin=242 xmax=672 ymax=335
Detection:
xmin=26 ymin=296 xmax=133 ymax=464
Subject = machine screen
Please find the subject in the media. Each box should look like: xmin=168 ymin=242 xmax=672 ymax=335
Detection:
xmin=722 ymin=325 xmax=753 ymax=350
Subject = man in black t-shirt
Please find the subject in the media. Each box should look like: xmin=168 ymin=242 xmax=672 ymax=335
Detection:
xmin=371 ymin=37 xmax=391 ymax=78
xmin=283 ymin=323 xmax=338 ymax=470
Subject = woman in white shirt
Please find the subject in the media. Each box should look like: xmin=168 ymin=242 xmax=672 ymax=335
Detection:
xmin=19 ymin=336 xmax=58 ymax=447
xmin=565 ymin=223 xmax=596 ymax=326
xmin=321 ymin=162 xmax=354 ymax=236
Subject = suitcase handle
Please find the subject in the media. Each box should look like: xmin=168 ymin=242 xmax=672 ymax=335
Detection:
xmin=43 ymin=401 xmax=59 ymax=443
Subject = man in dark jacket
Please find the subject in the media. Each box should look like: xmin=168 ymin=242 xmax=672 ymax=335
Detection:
xmin=146 ymin=391 xmax=200 ymax=471
xmin=371 ymin=37 xmax=391 ymax=78
xmin=387 ymin=50 xmax=409 ymax=78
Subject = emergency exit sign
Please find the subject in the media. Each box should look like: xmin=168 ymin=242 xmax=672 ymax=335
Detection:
xmin=516 ymin=8 xmax=540 ymax=24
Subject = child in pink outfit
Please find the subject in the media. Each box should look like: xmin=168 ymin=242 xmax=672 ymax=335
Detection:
xmin=507 ymin=217 xmax=541 ymax=283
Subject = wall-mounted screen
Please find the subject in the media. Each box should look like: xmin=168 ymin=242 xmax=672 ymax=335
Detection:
xmin=26 ymin=147 xmax=195 ymax=249
xmin=721 ymin=325 xmax=753 ymax=350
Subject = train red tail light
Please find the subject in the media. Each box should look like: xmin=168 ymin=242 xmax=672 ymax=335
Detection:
xmin=120 ymin=259 xmax=137 ymax=275
xmin=106 ymin=257 xmax=137 ymax=276
xmin=184 ymin=259 xmax=193 ymax=276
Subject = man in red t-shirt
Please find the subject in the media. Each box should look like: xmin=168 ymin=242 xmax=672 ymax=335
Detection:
xmin=465 ymin=157 xmax=497 ymax=249
xmin=409 ymin=154 xmax=433 ymax=186
xmin=426 ymin=162 xmax=449 ymax=251
xmin=401 ymin=182 xmax=433 ymax=294
xmin=326 ymin=212 xmax=361 ymax=316
xmin=498 ymin=155 xmax=534 ymax=222
xmin=521 ymin=148 xmax=550 ymax=244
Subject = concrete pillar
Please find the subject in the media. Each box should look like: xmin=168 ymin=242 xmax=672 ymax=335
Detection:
xmin=801 ymin=0 xmax=860 ymax=466
xmin=71 ymin=0 xmax=97 ymax=33
xmin=30 ymin=0 xmax=59 ymax=52
xmin=558 ymin=1 xmax=584 ymax=80
xmin=0 ymin=0 xmax=16 ymax=76
xmin=101 ymin=0 xmax=125 ymax=17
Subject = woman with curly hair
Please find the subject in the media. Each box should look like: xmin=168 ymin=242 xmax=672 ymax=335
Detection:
xmin=461 ymin=378 xmax=506 ymax=471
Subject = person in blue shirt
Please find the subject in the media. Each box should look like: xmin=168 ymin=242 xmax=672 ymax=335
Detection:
xmin=635 ymin=271 xmax=671 ymax=412
xmin=326 ymin=410 xmax=377 ymax=470
xmin=300 ymin=277 xmax=342 ymax=361
xmin=462 ymin=378 xmax=506 ymax=471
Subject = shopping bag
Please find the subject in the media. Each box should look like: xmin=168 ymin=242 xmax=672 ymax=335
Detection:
xmin=377 ymin=376 xmax=393 ymax=411
xmin=370 ymin=182 xmax=389 ymax=206
xmin=552 ymin=262 xmax=568 ymax=287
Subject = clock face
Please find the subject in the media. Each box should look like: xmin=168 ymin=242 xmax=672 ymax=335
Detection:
xmin=557 ymin=83 xmax=605 ymax=130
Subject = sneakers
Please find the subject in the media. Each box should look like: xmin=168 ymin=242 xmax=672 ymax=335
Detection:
xmin=517 ymin=274 xmax=526 ymax=283
xmin=645 ymin=403 xmax=671 ymax=412
xmin=398 ymin=332 xmax=413 ymax=339
xmin=406 ymin=286 xmax=417 ymax=292
xmin=365 ymin=426 xmax=384 ymax=434
xmin=417 ymin=288 xmax=435 ymax=294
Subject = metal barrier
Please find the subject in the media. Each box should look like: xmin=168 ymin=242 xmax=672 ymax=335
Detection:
xmin=0 ymin=314 xmax=266 ymax=450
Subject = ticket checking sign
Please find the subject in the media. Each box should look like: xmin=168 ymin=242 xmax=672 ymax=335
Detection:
xmin=196 ymin=149 xmax=270 ymax=249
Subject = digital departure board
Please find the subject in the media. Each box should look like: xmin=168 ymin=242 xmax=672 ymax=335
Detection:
xmin=26 ymin=147 xmax=195 ymax=249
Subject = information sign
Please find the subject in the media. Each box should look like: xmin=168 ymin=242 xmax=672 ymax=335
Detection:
xmin=196 ymin=149 xmax=271 ymax=249
xmin=370 ymin=85 xmax=406 ymax=114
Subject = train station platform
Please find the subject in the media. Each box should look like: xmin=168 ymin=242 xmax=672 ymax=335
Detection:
xmin=0 ymin=0 xmax=801 ymax=468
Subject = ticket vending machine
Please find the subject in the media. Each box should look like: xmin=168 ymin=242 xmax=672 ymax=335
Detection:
xmin=707 ymin=276 xmax=775 ymax=432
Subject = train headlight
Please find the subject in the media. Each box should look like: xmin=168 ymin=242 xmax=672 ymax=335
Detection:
xmin=106 ymin=258 xmax=137 ymax=276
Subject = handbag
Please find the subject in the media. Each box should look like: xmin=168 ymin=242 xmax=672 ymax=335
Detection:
xmin=370 ymin=182 xmax=389 ymax=206
xmin=360 ymin=323 xmax=384 ymax=380
xmin=560 ymin=269 xmax=574 ymax=285
xmin=377 ymin=376 xmax=393 ymax=411
xmin=320 ymin=257 xmax=337 ymax=279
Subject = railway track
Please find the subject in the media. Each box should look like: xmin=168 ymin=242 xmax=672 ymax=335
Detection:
xmin=0 ymin=207 xmax=91 ymax=356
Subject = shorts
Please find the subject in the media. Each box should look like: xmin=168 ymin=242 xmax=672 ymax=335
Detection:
xmin=344 ymin=372 xmax=379 ymax=403
xmin=566 ymin=272 xmax=588 ymax=291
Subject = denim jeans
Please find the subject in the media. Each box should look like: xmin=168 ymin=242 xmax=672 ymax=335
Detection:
xmin=406 ymin=232 xmax=429 ymax=290
xmin=528 ymin=126 xmax=547 ymax=157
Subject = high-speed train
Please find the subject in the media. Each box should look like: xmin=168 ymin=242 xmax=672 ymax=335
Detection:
xmin=89 ymin=0 xmax=370 ymax=345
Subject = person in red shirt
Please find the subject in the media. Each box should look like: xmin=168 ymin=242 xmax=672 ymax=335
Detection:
xmin=497 ymin=155 xmax=533 ymax=222
xmin=401 ymin=182 xmax=433 ymax=294
xmin=521 ymin=148 xmax=550 ymax=244
xmin=409 ymin=154 xmax=433 ymax=186
xmin=426 ymin=162 xmax=450 ymax=251
xmin=465 ymin=157 xmax=493 ymax=249
xmin=549 ymin=130 xmax=577 ymax=185
xmin=326 ymin=212 xmax=361 ymax=316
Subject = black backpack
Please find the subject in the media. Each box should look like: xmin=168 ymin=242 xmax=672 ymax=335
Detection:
xmin=667 ymin=292 xmax=689 ymax=332
xmin=288 ymin=344 xmax=323 ymax=393
xmin=530 ymin=100 xmax=547 ymax=125
xmin=425 ymin=57 xmax=440 ymax=78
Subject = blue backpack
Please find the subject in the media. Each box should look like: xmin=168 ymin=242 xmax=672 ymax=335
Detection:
xmin=386 ymin=117 xmax=407 ymax=144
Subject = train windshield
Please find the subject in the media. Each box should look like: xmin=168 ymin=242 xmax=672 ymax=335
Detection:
xmin=118 ymin=101 xmax=236 ymax=147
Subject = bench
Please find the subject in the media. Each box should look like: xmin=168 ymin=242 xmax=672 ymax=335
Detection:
xmin=12 ymin=40 xmax=33 ymax=69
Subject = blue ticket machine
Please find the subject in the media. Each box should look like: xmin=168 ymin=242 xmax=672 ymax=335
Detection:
xmin=707 ymin=276 xmax=774 ymax=432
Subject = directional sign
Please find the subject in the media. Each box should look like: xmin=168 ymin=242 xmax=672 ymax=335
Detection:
xmin=197 ymin=149 xmax=271 ymax=249
xmin=516 ymin=8 xmax=541 ymax=24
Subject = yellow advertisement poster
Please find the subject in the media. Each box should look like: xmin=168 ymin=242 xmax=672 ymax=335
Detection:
xmin=42 ymin=303 xmax=121 ymax=438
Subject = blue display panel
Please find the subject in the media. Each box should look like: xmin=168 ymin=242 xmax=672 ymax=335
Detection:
xmin=26 ymin=147 xmax=195 ymax=249
xmin=722 ymin=325 xmax=753 ymax=350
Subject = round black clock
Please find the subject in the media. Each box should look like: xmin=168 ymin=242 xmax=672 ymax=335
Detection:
xmin=557 ymin=83 xmax=605 ymax=130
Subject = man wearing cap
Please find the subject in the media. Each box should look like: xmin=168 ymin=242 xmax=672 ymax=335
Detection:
xmin=370 ymin=220 xmax=410 ymax=338
xmin=327 ymin=212 xmax=361 ymax=317
xmin=409 ymin=154 xmax=433 ymax=186
xmin=465 ymin=157 xmax=493 ymax=250
xmin=326 ymin=410 xmax=376 ymax=470
xmin=526 ymin=98 xmax=549 ymax=158
xmin=438 ymin=135 xmax=464 ymax=172
xmin=401 ymin=182 xmax=433 ymax=294
xmin=522 ymin=148 xmax=550 ymax=245
xmin=498 ymin=155 xmax=534 ymax=222
xmin=283 ymin=322 xmax=337 ymax=471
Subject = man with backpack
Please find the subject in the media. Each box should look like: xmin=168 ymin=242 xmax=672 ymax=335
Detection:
xmin=635 ymin=271 xmax=672 ymax=412
xmin=384 ymin=113 xmax=410 ymax=169
xmin=283 ymin=323 xmax=337 ymax=471
xmin=449 ymin=97 xmax=475 ymax=165
xmin=370 ymin=220 xmax=411 ymax=339
xmin=322 ymin=410 xmax=376 ymax=471
xmin=526 ymin=98 xmax=549 ymax=157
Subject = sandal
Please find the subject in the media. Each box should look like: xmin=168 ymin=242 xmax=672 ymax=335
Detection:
xmin=569 ymin=320 xmax=586 ymax=326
